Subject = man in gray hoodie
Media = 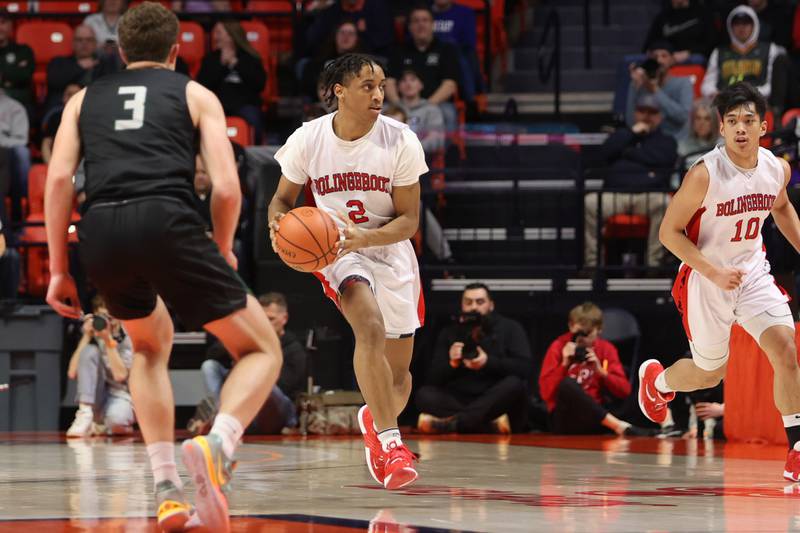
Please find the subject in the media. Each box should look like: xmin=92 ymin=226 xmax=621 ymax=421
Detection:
xmin=397 ymin=69 xmax=445 ymax=155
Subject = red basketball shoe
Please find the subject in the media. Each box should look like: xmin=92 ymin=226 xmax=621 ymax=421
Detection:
xmin=784 ymin=448 xmax=800 ymax=482
xmin=357 ymin=405 xmax=387 ymax=485
xmin=383 ymin=443 xmax=418 ymax=490
xmin=638 ymin=359 xmax=675 ymax=424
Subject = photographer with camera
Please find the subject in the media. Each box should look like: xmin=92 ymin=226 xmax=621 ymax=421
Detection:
xmin=625 ymin=41 xmax=693 ymax=141
xmin=415 ymin=283 xmax=531 ymax=434
xmin=66 ymin=295 xmax=135 ymax=437
xmin=539 ymin=302 xmax=651 ymax=436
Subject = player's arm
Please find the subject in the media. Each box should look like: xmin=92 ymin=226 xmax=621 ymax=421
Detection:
xmin=339 ymin=182 xmax=420 ymax=254
xmin=771 ymin=158 xmax=800 ymax=253
xmin=44 ymin=88 xmax=85 ymax=318
xmin=267 ymin=176 xmax=305 ymax=252
xmin=659 ymin=162 xmax=744 ymax=290
xmin=187 ymin=81 xmax=241 ymax=266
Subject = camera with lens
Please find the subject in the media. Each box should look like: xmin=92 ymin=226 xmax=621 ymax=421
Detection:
xmin=92 ymin=313 xmax=109 ymax=332
xmin=638 ymin=58 xmax=660 ymax=80
xmin=571 ymin=331 xmax=590 ymax=363
xmin=457 ymin=311 xmax=492 ymax=360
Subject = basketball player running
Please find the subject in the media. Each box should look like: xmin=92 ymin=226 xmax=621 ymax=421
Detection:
xmin=638 ymin=82 xmax=800 ymax=480
xmin=44 ymin=4 xmax=282 ymax=531
xmin=268 ymin=54 xmax=427 ymax=490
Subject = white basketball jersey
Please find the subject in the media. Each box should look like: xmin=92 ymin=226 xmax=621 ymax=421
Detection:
xmin=688 ymin=145 xmax=785 ymax=277
xmin=274 ymin=112 xmax=428 ymax=230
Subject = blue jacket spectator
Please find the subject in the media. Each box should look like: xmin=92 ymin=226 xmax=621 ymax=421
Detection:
xmin=432 ymin=0 xmax=483 ymax=100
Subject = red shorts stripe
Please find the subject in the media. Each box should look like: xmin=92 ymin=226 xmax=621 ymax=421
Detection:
xmin=313 ymin=272 xmax=341 ymax=311
xmin=417 ymin=283 xmax=425 ymax=327
xmin=672 ymin=264 xmax=693 ymax=341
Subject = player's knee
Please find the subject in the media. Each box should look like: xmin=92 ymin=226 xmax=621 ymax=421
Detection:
xmin=355 ymin=318 xmax=385 ymax=347
xmin=767 ymin=340 xmax=799 ymax=373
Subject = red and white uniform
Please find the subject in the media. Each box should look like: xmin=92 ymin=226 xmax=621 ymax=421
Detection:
xmin=275 ymin=112 xmax=429 ymax=337
xmin=672 ymin=145 xmax=793 ymax=370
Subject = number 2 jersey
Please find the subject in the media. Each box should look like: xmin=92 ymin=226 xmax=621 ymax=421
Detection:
xmin=79 ymin=68 xmax=196 ymax=209
xmin=688 ymin=144 xmax=785 ymax=280
xmin=274 ymin=112 xmax=428 ymax=228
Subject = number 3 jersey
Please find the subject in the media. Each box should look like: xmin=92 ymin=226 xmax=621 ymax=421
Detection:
xmin=689 ymin=144 xmax=785 ymax=280
xmin=79 ymin=68 xmax=197 ymax=209
xmin=274 ymin=112 xmax=428 ymax=229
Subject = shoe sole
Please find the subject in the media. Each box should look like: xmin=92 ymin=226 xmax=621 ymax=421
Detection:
xmin=784 ymin=470 xmax=800 ymax=482
xmin=357 ymin=405 xmax=383 ymax=485
xmin=638 ymin=358 xmax=665 ymax=424
xmin=157 ymin=504 xmax=190 ymax=532
xmin=384 ymin=467 xmax=418 ymax=490
xmin=181 ymin=438 xmax=230 ymax=533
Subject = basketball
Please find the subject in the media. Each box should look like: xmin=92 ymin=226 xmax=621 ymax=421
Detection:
xmin=275 ymin=206 xmax=341 ymax=272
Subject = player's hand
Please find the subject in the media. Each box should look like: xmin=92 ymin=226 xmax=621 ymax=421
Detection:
xmin=709 ymin=267 xmax=745 ymax=290
xmin=222 ymin=249 xmax=238 ymax=271
xmin=561 ymin=341 xmax=576 ymax=367
xmin=463 ymin=346 xmax=488 ymax=370
xmin=695 ymin=402 xmax=724 ymax=420
xmin=46 ymin=273 xmax=82 ymax=319
xmin=336 ymin=212 xmax=370 ymax=255
xmin=268 ymin=213 xmax=285 ymax=253
xmin=449 ymin=341 xmax=463 ymax=368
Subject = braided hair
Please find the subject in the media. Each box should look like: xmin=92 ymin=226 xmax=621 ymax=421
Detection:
xmin=319 ymin=53 xmax=382 ymax=109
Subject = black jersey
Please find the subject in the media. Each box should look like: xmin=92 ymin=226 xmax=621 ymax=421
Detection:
xmin=78 ymin=68 xmax=197 ymax=208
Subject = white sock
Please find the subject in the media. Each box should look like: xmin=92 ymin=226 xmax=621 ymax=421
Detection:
xmin=147 ymin=441 xmax=181 ymax=489
xmin=661 ymin=408 xmax=675 ymax=428
xmin=616 ymin=421 xmax=631 ymax=435
xmin=654 ymin=371 xmax=673 ymax=394
xmin=377 ymin=428 xmax=402 ymax=453
xmin=210 ymin=413 xmax=244 ymax=459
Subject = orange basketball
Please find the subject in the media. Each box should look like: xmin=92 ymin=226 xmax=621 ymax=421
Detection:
xmin=275 ymin=206 xmax=340 ymax=272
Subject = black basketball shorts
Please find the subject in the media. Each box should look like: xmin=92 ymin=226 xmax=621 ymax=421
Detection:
xmin=77 ymin=196 xmax=247 ymax=330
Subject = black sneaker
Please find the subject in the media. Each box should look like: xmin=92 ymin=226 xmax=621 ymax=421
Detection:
xmin=623 ymin=425 xmax=657 ymax=437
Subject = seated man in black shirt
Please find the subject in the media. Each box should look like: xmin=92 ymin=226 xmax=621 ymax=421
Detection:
xmin=385 ymin=3 xmax=461 ymax=134
xmin=0 ymin=152 xmax=20 ymax=298
xmin=415 ymin=282 xmax=531 ymax=433
xmin=190 ymin=292 xmax=307 ymax=435
xmin=45 ymin=25 xmax=116 ymax=114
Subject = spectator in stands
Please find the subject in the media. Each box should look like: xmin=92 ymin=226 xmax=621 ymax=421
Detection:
xmin=45 ymin=25 xmax=115 ymax=114
xmin=416 ymin=283 xmax=531 ymax=434
xmin=41 ymin=83 xmax=83 ymax=164
xmin=301 ymin=19 xmax=365 ymax=100
xmin=198 ymin=21 xmax=267 ymax=144
xmin=748 ymin=0 xmax=792 ymax=50
xmin=191 ymin=293 xmax=307 ymax=435
xmin=432 ymin=0 xmax=483 ymax=102
xmin=701 ymin=6 xmax=787 ymax=111
xmin=397 ymin=69 xmax=446 ymax=155
xmin=305 ymin=0 xmax=394 ymax=58
xmin=625 ymin=41 xmax=693 ymax=140
xmin=386 ymin=4 xmax=461 ymax=135
xmin=83 ymin=0 xmax=127 ymax=48
xmin=584 ymin=94 xmax=676 ymax=268
xmin=0 ymin=191 xmax=20 ymax=298
xmin=643 ymin=0 xmax=717 ymax=63
xmin=678 ymin=98 xmax=719 ymax=168
xmin=539 ymin=302 xmax=651 ymax=436
xmin=171 ymin=0 xmax=231 ymax=12
xmin=0 ymin=9 xmax=34 ymax=113
xmin=66 ymin=296 xmax=135 ymax=437
xmin=0 ymin=79 xmax=29 ymax=224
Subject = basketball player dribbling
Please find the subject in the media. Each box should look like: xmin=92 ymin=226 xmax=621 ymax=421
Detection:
xmin=638 ymin=82 xmax=800 ymax=480
xmin=268 ymin=53 xmax=427 ymax=490
xmin=44 ymin=3 xmax=282 ymax=531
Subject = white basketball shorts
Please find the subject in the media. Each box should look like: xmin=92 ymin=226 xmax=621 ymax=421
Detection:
xmin=672 ymin=263 xmax=794 ymax=370
xmin=313 ymin=239 xmax=424 ymax=338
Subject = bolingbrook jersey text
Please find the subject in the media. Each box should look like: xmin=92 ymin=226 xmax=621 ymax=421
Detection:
xmin=715 ymin=192 xmax=776 ymax=217
xmin=312 ymin=172 xmax=391 ymax=196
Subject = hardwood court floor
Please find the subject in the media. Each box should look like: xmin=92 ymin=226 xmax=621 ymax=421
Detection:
xmin=0 ymin=432 xmax=798 ymax=532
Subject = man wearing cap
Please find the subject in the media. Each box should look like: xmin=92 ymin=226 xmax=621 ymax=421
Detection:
xmin=701 ymin=5 xmax=786 ymax=105
xmin=584 ymin=94 xmax=677 ymax=268
xmin=625 ymin=40 xmax=693 ymax=140
xmin=0 ymin=9 xmax=34 ymax=113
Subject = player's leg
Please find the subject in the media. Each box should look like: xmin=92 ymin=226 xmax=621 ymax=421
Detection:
xmin=182 ymin=294 xmax=282 ymax=532
xmin=384 ymin=336 xmax=413 ymax=417
xmin=739 ymin=303 xmax=800 ymax=480
xmin=122 ymin=297 xmax=190 ymax=532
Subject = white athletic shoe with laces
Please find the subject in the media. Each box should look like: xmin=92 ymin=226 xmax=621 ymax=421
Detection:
xmin=66 ymin=408 xmax=94 ymax=438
